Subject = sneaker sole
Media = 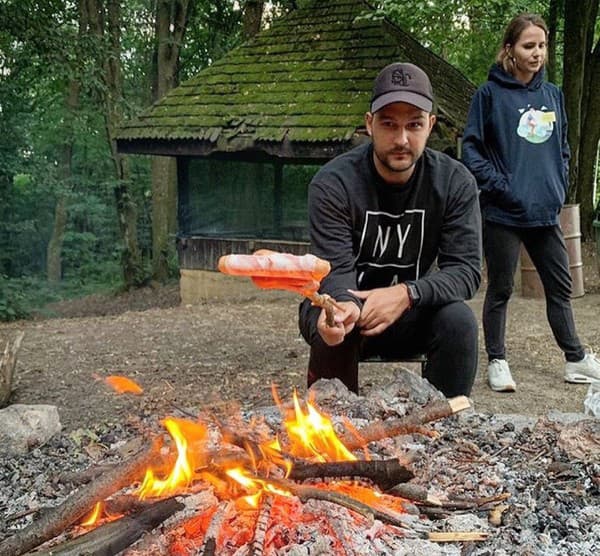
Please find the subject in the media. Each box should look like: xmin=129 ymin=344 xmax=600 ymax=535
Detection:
xmin=489 ymin=383 xmax=516 ymax=392
xmin=564 ymin=373 xmax=597 ymax=384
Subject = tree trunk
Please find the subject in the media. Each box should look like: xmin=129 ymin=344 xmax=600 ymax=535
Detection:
xmin=151 ymin=156 xmax=177 ymax=282
xmin=151 ymin=0 xmax=192 ymax=282
xmin=86 ymin=0 xmax=144 ymax=288
xmin=562 ymin=0 xmax=589 ymax=203
xmin=545 ymin=0 xmax=559 ymax=84
xmin=577 ymin=43 xmax=600 ymax=236
xmin=46 ymin=195 xmax=68 ymax=283
xmin=47 ymin=2 xmax=85 ymax=284
xmin=242 ymin=0 xmax=264 ymax=39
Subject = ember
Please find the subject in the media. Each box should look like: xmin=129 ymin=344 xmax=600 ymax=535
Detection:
xmin=1 ymin=371 xmax=599 ymax=555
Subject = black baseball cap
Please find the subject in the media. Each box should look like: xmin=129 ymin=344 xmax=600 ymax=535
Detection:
xmin=370 ymin=63 xmax=434 ymax=113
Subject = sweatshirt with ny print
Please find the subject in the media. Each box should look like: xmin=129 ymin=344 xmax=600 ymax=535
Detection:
xmin=307 ymin=142 xmax=481 ymax=308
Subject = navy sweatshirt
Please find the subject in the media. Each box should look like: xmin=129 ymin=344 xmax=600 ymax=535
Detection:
xmin=462 ymin=64 xmax=570 ymax=227
xmin=307 ymin=143 xmax=481 ymax=308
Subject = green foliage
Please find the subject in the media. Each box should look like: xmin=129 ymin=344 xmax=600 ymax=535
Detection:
xmin=0 ymin=275 xmax=30 ymax=321
xmin=369 ymin=0 xmax=548 ymax=84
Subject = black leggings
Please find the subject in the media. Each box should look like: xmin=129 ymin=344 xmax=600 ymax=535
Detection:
xmin=299 ymin=299 xmax=478 ymax=397
xmin=482 ymin=221 xmax=584 ymax=362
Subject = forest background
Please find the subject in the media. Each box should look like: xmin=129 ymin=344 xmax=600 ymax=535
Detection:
xmin=1 ymin=0 xmax=599 ymax=322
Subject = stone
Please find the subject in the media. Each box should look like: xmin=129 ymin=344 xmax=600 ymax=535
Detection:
xmin=0 ymin=404 xmax=61 ymax=456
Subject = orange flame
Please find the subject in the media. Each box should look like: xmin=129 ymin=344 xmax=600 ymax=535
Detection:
xmin=138 ymin=417 xmax=207 ymax=499
xmin=98 ymin=374 xmax=143 ymax=395
xmin=284 ymin=391 xmax=356 ymax=462
xmin=225 ymin=467 xmax=292 ymax=508
xmin=81 ymin=502 xmax=103 ymax=527
xmin=135 ymin=391 xmax=359 ymax=506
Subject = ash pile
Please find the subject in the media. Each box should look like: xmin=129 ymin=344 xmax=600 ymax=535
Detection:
xmin=1 ymin=368 xmax=599 ymax=556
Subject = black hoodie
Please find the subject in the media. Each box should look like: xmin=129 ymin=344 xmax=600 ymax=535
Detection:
xmin=306 ymin=143 xmax=481 ymax=310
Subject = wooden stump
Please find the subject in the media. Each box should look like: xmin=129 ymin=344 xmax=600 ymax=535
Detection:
xmin=0 ymin=331 xmax=24 ymax=408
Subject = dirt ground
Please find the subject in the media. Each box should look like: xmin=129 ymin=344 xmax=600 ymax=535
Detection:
xmin=2 ymin=243 xmax=599 ymax=432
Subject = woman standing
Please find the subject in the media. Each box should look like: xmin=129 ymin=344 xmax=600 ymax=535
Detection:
xmin=462 ymin=13 xmax=600 ymax=392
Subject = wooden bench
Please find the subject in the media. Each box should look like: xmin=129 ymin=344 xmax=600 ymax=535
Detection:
xmin=361 ymin=353 xmax=428 ymax=374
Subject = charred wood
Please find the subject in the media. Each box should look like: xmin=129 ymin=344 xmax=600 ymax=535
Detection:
xmin=386 ymin=483 xmax=442 ymax=506
xmin=288 ymin=458 xmax=414 ymax=490
xmin=0 ymin=441 xmax=160 ymax=556
xmin=31 ymin=496 xmax=183 ymax=556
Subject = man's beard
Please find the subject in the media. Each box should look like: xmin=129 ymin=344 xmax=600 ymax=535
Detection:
xmin=374 ymin=147 xmax=417 ymax=175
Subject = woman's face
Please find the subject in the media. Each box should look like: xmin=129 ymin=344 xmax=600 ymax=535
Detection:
xmin=509 ymin=24 xmax=546 ymax=83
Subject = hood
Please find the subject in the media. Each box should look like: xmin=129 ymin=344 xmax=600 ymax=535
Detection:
xmin=488 ymin=63 xmax=545 ymax=90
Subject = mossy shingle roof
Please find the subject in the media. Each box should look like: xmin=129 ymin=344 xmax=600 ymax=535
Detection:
xmin=116 ymin=0 xmax=475 ymax=160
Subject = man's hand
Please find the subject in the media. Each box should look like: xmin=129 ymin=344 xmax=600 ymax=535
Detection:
xmin=349 ymin=283 xmax=411 ymax=336
xmin=317 ymin=300 xmax=361 ymax=346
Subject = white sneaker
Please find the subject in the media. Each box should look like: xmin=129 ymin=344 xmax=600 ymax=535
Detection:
xmin=488 ymin=359 xmax=516 ymax=392
xmin=564 ymin=351 xmax=600 ymax=383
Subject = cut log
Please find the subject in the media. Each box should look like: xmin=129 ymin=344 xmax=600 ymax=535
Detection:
xmin=31 ymin=496 xmax=183 ymax=555
xmin=0 ymin=440 xmax=160 ymax=556
xmin=288 ymin=458 xmax=414 ymax=490
xmin=0 ymin=331 xmax=24 ymax=408
xmin=340 ymin=396 xmax=471 ymax=450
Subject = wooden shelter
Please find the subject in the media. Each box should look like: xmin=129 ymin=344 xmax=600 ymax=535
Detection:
xmin=116 ymin=0 xmax=476 ymax=301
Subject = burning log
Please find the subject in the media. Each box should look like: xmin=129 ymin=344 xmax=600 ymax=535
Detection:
xmin=0 ymin=440 xmax=160 ymax=556
xmin=0 ymin=331 xmax=24 ymax=408
xmin=267 ymin=477 xmax=423 ymax=536
xmin=32 ymin=496 xmax=183 ymax=556
xmin=341 ymin=396 xmax=471 ymax=450
xmin=198 ymin=500 xmax=233 ymax=556
xmin=248 ymin=495 xmax=273 ymax=556
xmin=288 ymin=458 xmax=414 ymax=490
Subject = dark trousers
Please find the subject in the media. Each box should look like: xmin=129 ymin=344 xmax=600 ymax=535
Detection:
xmin=483 ymin=221 xmax=584 ymax=362
xmin=299 ymin=300 xmax=478 ymax=397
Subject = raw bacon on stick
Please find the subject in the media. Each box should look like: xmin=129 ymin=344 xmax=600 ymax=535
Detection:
xmin=218 ymin=250 xmax=342 ymax=325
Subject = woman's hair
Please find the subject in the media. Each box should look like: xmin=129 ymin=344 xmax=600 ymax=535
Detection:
xmin=496 ymin=13 xmax=548 ymax=74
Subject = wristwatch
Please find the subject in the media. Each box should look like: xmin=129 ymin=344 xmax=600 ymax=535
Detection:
xmin=405 ymin=282 xmax=421 ymax=309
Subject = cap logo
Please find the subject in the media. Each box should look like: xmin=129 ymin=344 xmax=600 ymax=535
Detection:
xmin=391 ymin=68 xmax=412 ymax=87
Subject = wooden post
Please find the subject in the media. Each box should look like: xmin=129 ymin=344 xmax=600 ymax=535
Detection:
xmin=0 ymin=331 xmax=24 ymax=408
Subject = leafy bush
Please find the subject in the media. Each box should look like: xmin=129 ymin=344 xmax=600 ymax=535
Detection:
xmin=0 ymin=275 xmax=31 ymax=321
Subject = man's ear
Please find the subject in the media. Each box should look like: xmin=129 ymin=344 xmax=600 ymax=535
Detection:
xmin=365 ymin=112 xmax=373 ymax=136
xmin=429 ymin=113 xmax=437 ymax=132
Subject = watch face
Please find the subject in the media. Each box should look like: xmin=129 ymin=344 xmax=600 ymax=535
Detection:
xmin=409 ymin=284 xmax=420 ymax=304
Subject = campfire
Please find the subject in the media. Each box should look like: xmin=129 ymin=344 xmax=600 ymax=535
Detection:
xmin=1 ymin=371 xmax=495 ymax=555
xmin=3 ymin=369 xmax=599 ymax=556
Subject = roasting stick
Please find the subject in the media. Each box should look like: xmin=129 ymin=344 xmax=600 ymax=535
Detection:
xmin=218 ymin=251 xmax=344 ymax=327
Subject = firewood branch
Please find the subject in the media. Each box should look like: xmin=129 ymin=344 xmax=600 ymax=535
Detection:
xmin=0 ymin=440 xmax=160 ymax=556
xmin=340 ymin=396 xmax=471 ymax=450
xmin=32 ymin=496 xmax=183 ymax=556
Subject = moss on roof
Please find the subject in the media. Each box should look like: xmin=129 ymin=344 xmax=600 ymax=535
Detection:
xmin=117 ymin=0 xmax=475 ymax=156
